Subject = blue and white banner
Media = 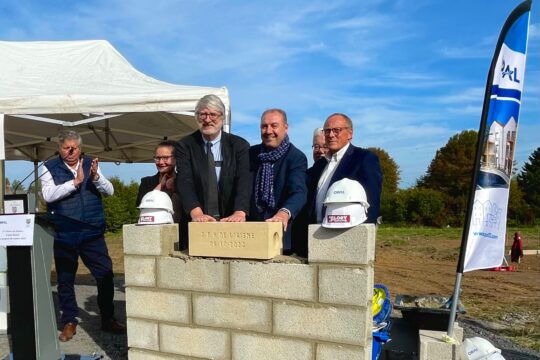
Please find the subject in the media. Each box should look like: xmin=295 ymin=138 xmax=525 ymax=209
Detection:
xmin=462 ymin=1 xmax=531 ymax=272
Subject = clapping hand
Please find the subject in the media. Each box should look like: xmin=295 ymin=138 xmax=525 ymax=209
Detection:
xmin=90 ymin=158 xmax=100 ymax=181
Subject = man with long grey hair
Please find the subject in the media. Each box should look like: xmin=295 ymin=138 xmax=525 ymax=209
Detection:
xmin=175 ymin=94 xmax=252 ymax=249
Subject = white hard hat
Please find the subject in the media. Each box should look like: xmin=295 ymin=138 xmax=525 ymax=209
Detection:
xmin=138 ymin=208 xmax=174 ymax=225
xmin=461 ymin=337 xmax=505 ymax=360
xmin=324 ymin=178 xmax=369 ymax=208
xmin=138 ymin=190 xmax=174 ymax=213
xmin=322 ymin=202 xmax=368 ymax=228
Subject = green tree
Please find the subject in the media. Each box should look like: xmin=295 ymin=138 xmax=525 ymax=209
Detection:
xmin=10 ymin=179 xmax=25 ymax=193
xmin=517 ymin=147 xmax=540 ymax=220
xmin=102 ymin=177 xmax=140 ymax=232
xmin=368 ymin=147 xmax=400 ymax=195
xmin=417 ymin=130 xmax=477 ymax=225
xmin=507 ymin=178 xmax=533 ymax=225
xmin=368 ymin=147 xmax=401 ymax=224
xmin=384 ymin=187 xmax=446 ymax=226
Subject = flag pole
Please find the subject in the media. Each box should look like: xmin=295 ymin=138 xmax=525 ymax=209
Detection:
xmin=445 ymin=0 xmax=532 ymax=340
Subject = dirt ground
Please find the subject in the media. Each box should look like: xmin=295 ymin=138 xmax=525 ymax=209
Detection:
xmin=373 ymin=231 xmax=540 ymax=350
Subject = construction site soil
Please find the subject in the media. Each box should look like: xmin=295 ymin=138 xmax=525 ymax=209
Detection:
xmin=374 ymin=233 xmax=540 ymax=357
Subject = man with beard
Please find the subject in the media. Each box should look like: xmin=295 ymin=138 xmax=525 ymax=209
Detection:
xmin=175 ymin=94 xmax=251 ymax=249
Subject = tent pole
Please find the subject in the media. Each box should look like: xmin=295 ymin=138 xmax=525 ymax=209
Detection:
xmin=33 ymin=161 xmax=39 ymax=212
xmin=0 ymin=160 xmax=4 ymax=213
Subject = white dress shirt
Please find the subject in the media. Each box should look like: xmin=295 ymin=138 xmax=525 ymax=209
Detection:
xmin=41 ymin=159 xmax=114 ymax=203
xmin=316 ymin=142 xmax=350 ymax=223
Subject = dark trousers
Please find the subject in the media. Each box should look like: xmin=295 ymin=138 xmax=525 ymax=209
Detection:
xmin=54 ymin=233 xmax=115 ymax=325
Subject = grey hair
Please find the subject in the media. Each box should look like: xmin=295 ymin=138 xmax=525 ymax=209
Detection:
xmin=312 ymin=127 xmax=324 ymax=142
xmin=326 ymin=113 xmax=353 ymax=130
xmin=261 ymin=108 xmax=288 ymax=124
xmin=195 ymin=94 xmax=225 ymax=117
xmin=57 ymin=129 xmax=82 ymax=147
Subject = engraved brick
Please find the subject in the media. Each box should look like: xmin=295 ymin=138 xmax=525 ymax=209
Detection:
xmin=123 ymin=223 xmax=177 ymax=256
xmin=274 ymin=302 xmax=368 ymax=345
xmin=158 ymin=257 xmax=228 ymax=293
xmin=230 ymin=261 xmax=316 ymax=301
xmin=160 ymin=324 xmax=230 ymax=359
xmin=319 ymin=266 xmax=373 ymax=306
xmin=317 ymin=343 xmax=370 ymax=360
xmin=308 ymin=224 xmax=376 ymax=264
xmin=189 ymin=222 xmax=282 ymax=259
xmin=232 ymin=333 xmax=313 ymax=360
xmin=127 ymin=318 xmax=158 ymax=351
xmin=193 ymin=294 xmax=271 ymax=332
xmin=126 ymin=288 xmax=189 ymax=323
xmin=124 ymin=255 xmax=155 ymax=287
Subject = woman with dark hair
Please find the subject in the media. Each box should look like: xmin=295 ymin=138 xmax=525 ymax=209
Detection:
xmin=136 ymin=141 xmax=180 ymax=222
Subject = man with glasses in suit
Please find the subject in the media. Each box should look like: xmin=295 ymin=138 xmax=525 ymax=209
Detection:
xmin=175 ymin=94 xmax=251 ymax=249
xmin=306 ymin=113 xmax=382 ymax=225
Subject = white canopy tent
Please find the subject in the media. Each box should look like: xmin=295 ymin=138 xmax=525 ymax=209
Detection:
xmin=0 ymin=40 xmax=230 ymax=164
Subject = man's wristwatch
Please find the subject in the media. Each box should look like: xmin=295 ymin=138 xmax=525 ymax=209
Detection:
xmin=279 ymin=208 xmax=291 ymax=219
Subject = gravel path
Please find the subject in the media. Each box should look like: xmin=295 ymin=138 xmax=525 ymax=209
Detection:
xmin=461 ymin=318 xmax=540 ymax=360
xmin=0 ymin=277 xmax=128 ymax=360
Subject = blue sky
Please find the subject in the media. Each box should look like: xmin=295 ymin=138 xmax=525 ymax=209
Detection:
xmin=2 ymin=0 xmax=539 ymax=188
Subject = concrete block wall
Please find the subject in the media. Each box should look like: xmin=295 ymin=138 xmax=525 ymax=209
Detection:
xmin=123 ymin=223 xmax=376 ymax=360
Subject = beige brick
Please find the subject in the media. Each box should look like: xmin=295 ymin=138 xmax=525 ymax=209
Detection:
xmin=158 ymin=257 xmax=228 ymax=293
xmin=160 ymin=324 xmax=230 ymax=359
xmin=123 ymin=223 xmax=178 ymax=256
xmin=274 ymin=302 xmax=368 ymax=345
xmin=419 ymin=329 xmax=461 ymax=360
xmin=317 ymin=343 xmax=370 ymax=360
xmin=230 ymin=261 xmax=316 ymax=301
xmin=189 ymin=222 xmax=282 ymax=259
xmin=232 ymin=333 xmax=313 ymax=360
xmin=127 ymin=318 xmax=159 ymax=351
xmin=128 ymin=349 xmax=193 ymax=360
xmin=319 ymin=266 xmax=373 ymax=306
xmin=308 ymin=224 xmax=376 ymax=264
xmin=124 ymin=255 xmax=156 ymax=287
xmin=126 ymin=288 xmax=189 ymax=323
xmin=193 ymin=294 xmax=271 ymax=332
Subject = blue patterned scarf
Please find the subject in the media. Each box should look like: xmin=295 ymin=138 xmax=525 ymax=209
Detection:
xmin=255 ymin=135 xmax=291 ymax=213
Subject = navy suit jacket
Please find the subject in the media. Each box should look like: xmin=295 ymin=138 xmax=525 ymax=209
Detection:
xmin=307 ymin=144 xmax=382 ymax=224
xmin=249 ymin=143 xmax=308 ymax=250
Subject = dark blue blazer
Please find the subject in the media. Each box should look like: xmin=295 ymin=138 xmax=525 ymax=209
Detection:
xmin=249 ymin=143 xmax=308 ymax=250
xmin=307 ymin=144 xmax=382 ymax=224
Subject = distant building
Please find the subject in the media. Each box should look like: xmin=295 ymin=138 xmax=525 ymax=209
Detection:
xmin=482 ymin=117 xmax=517 ymax=177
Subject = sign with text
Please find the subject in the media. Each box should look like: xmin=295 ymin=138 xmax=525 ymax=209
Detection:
xmin=0 ymin=214 xmax=35 ymax=246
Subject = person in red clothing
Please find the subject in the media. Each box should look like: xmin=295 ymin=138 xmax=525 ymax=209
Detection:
xmin=511 ymin=231 xmax=524 ymax=263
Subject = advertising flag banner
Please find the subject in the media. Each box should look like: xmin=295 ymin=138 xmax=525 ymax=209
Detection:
xmin=462 ymin=1 xmax=531 ymax=272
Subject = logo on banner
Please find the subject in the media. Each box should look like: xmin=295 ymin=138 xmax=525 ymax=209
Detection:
xmin=327 ymin=214 xmax=351 ymax=223
xmin=500 ymin=59 xmax=520 ymax=83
